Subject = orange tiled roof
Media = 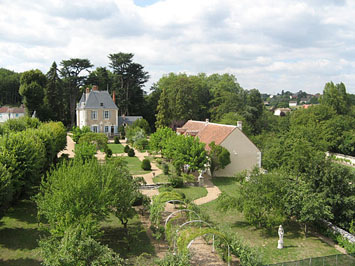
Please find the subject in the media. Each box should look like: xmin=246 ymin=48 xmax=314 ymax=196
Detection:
xmin=0 ymin=106 xmax=25 ymax=113
xmin=178 ymin=120 xmax=237 ymax=149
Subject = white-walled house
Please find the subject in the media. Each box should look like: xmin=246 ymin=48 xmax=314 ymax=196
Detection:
xmin=177 ymin=120 xmax=261 ymax=177
xmin=76 ymin=86 xmax=119 ymax=136
xmin=0 ymin=106 xmax=25 ymax=123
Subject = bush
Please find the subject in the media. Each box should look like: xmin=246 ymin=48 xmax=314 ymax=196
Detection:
xmin=124 ymin=145 xmax=130 ymax=153
xmin=74 ymin=143 xmax=96 ymax=163
xmin=114 ymin=136 xmax=120 ymax=144
xmin=169 ymin=176 xmax=184 ymax=188
xmin=182 ymin=173 xmax=195 ymax=183
xmin=135 ymin=138 xmax=149 ymax=151
xmin=141 ymin=159 xmax=151 ymax=170
xmin=157 ymin=252 xmax=190 ymax=266
xmin=106 ymin=148 xmax=112 ymax=159
xmin=128 ymin=148 xmax=135 ymax=157
xmin=163 ymin=163 xmax=169 ymax=175
xmin=78 ymin=132 xmax=108 ymax=151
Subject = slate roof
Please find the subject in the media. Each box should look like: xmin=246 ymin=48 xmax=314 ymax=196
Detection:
xmin=178 ymin=120 xmax=237 ymax=149
xmin=78 ymin=91 xmax=118 ymax=109
xmin=118 ymin=116 xmax=143 ymax=127
xmin=0 ymin=106 xmax=25 ymax=113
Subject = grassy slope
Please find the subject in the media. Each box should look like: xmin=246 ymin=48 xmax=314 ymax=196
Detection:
xmin=123 ymin=156 xmax=151 ymax=175
xmin=200 ymin=177 xmax=340 ymax=264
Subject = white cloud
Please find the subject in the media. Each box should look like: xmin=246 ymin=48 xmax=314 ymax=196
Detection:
xmin=1 ymin=0 xmax=355 ymax=94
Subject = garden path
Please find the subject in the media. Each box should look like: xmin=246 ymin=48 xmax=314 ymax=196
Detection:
xmin=57 ymin=134 xmax=75 ymax=158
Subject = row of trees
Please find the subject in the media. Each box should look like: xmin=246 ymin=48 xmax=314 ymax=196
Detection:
xmin=0 ymin=117 xmax=66 ymax=217
xmin=153 ymin=73 xmax=264 ymax=135
xmin=3 ymin=52 xmax=148 ymax=127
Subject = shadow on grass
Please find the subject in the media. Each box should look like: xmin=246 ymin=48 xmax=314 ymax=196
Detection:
xmin=101 ymin=222 xmax=155 ymax=259
xmin=232 ymin=220 xmax=251 ymax=229
xmin=0 ymin=258 xmax=41 ymax=266
xmin=0 ymin=227 xmax=40 ymax=250
xmin=5 ymin=200 xmax=38 ymax=224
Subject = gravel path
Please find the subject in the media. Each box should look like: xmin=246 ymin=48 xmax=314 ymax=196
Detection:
xmin=57 ymin=134 xmax=75 ymax=158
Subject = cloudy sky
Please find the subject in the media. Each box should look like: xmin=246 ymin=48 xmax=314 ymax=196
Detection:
xmin=1 ymin=0 xmax=355 ymax=94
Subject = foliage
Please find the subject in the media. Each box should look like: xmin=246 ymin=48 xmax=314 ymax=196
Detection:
xmin=126 ymin=126 xmax=147 ymax=147
xmin=118 ymin=125 xmax=125 ymax=139
xmin=78 ymin=132 xmax=108 ymax=150
xmin=74 ymin=142 xmax=97 ymax=163
xmin=135 ymin=138 xmax=149 ymax=151
xmin=336 ymin=235 xmax=355 ymax=254
xmin=208 ymin=141 xmax=231 ymax=176
xmin=149 ymin=127 xmax=175 ymax=153
xmin=46 ymin=61 xmax=64 ymax=121
xmin=19 ymin=69 xmax=47 ymax=117
xmin=72 ymin=125 xmax=91 ymax=143
xmin=0 ymin=68 xmax=21 ymax=106
xmin=114 ymin=136 xmax=120 ymax=144
xmin=141 ymin=158 xmax=151 ymax=171
xmin=132 ymin=118 xmax=151 ymax=134
xmin=39 ymin=225 xmax=124 ymax=266
xmin=163 ymin=163 xmax=169 ymax=175
xmin=108 ymin=52 xmax=149 ymax=116
xmin=60 ymin=58 xmax=93 ymax=126
xmin=320 ymin=81 xmax=351 ymax=115
xmin=168 ymin=176 xmax=184 ymax=188
xmin=0 ymin=116 xmax=41 ymax=134
xmin=124 ymin=144 xmax=130 ymax=153
xmin=156 ymin=252 xmax=190 ymax=266
xmin=105 ymin=148 xmax=112 ymax=158
xmin=128 ymin=148 xmax=135 ymax=157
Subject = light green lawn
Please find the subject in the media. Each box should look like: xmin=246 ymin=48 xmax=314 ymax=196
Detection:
xmin=107 ymin=143 xmax=125 ymax=154
xmin=123 ymin=156 xmax=151 ymax=175
xmin=200 ymin=177 xmax=341 ymax=265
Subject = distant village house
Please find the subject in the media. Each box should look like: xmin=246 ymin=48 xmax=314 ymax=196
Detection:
xmin=0 ymin=105 xmax=25 ymax=123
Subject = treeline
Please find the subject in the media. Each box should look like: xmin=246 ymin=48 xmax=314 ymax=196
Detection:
xmin=0 ymin=117 xmax=67 ymax=217
xmin=0 ymin=52 xmax=149 ymax=127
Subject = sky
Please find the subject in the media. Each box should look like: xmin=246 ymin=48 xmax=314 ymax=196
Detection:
xmin=1 ymin=0 xmax=355 ymax=94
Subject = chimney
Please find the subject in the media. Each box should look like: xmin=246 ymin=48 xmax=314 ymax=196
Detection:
xmin=92 ymin=85 xmax=98 ymax=91
xmin=85 ymin=87 xmax=90 ymax=102
xmin=112 ymin=91 xmax=116 ymax=103
xmin=237 ymin=121 xmax=242 ymax=131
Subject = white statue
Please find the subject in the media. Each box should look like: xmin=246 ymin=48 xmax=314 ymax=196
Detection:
xmin=277 ymin=225 xmax=284 ymax=249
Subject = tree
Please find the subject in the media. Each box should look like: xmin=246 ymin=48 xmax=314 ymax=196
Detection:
xmin=109 ymin=53 xmax=149 ymax=116
xmin=19 ymin=69 xmax=47 ymax=116
xmin=208 ymin=141 xmax=231 ymax=177
xmin=0 ymin=68 xmax=21 ymax=106
xmin=60 ymin=58 xmax=93 ymax=127
xmin=46 ymin=62 xmax=64 ymax=121
xmin=321 ymin=81 xmax=351 ymax=115
xmin=86 ymin=67 xmax=113 ymax=92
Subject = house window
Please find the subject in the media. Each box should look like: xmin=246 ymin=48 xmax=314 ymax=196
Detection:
xmin=104 ymin=126 xmax=109 ymax=133
xmin=16 ymin=114 xmax=19 ymax=117
xmin=104 ymin=110 xmax=109 ymax=119
xmin=92 ymin=126 xmax=98 ymax=133
xmin=91 ymin=110 xmax=97 ymax=120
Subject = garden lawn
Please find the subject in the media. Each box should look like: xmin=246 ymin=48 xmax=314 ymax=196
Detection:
xmin=172 ymin=186 xmax=208 ymax=201
xmin=107 ymin=143 xmax=125 ymax=154
xmin=123 ymin=156 xmax=152 ymax=175
xmin=0 ymin=200 xmax=42 ymax=266
xmin=199 ymin=177 xmax=341 ymax=265
xmin=100 ymin=212 xmax=156 ymax=264
xmin=153 ymin=174 xmax=169 ymax=183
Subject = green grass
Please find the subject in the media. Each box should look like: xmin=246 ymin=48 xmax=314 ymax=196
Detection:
xmin=0 ymin=200 xmax=156 ymax=266
xmin=0 ymin=200 xmax=42 ymax=266
xmin=153 ymin=174 xmax=170 ymax=183
xmin=123 ymin=156 xmax=151 ymax=175
xmin=100 ymin=212 xmax=156 ymax=263
xmin=173 ymin=186 xmax=208 ymax=201
xmin=107 ymin=143 xmax=125 ymax=154
xmin=199 ymin=177 xmax=341 ymax=264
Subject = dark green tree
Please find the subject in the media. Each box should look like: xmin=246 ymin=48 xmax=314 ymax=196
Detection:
xmin=108 ymin=53 xmax=149 ymax=115
xmin=208 ymin=141 xmax=231 ymax=177
xmin=321 ymin=81 xmax=351 ymax=115
xmin=19 ymin=69 xmax=47 ymax=116
xmin=60 ymin=58 xmax=93 ymax=127
xmin=0 ymin=68 xmax=21 ymax=106
xmin=46 ymin=62 xmax=64 ymax=121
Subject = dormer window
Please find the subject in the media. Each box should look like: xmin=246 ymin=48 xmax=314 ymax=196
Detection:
xmin=100 ymin=103 xmax=103 ymax=107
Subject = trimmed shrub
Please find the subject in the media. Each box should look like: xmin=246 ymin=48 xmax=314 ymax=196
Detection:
xmin=114 ymin=136 xmax=120 ymax=144
xmin=141 ymin=159 xmax=151 ymax=171
xmin=168 ymin=176 xmax=184 ymax=188
xmin=106 ymin=148 xmax=112 ymax=159
xmin=135 ymin=138 xmax=149 ymax=151
xmin=124 ymin=145 xmax=130 ymax=153
xmin=162 ymin=163 xmax=169 ymax=175
xmin=128 ymin=148 xmax=135 ymax=157
xmin=78 ymin=132 xmax=108 ymax=151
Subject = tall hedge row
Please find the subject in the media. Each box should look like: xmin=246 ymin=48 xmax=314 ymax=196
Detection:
xmin=0 ymin=117 xmax=66 ymax=217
